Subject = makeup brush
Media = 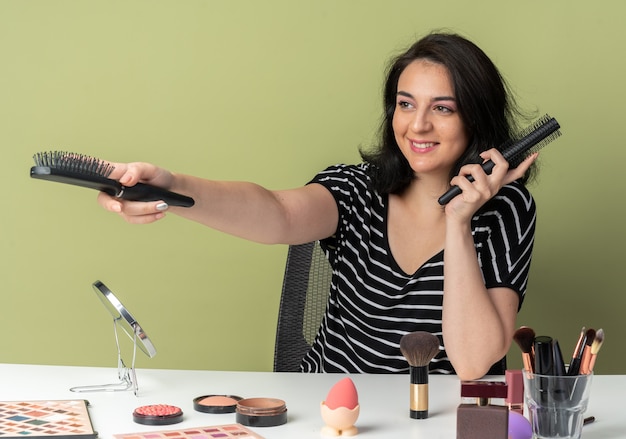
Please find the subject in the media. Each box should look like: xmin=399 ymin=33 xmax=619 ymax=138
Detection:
xmin=585 ymin=328 xmax=604 ymax=374
xmin=513 ymin=326 xmax=535 ymax=372
xmin=399 ymin=331 xmax=440 ymax=419
xmin=567 ymin=327 xmax=587 ymax=376
xmin=578 ymin=329 xmax=596 ymax=375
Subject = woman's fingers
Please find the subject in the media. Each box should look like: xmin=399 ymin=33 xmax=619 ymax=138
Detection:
xmin=447 ymin=149 xmax=539 ymax=212
xmin=503 ymin=152 xmax=539 ymax=184
xmin=94 ymin=159 xmax=177 ymax=224
xmin=105 ymin=161 xmax=170 ymax=188
xmin=97 ymin=191 xmax=168 ymax=224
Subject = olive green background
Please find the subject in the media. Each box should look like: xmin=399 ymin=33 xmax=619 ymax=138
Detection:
xmin=1 ymin=1 xmax=624 ymax=374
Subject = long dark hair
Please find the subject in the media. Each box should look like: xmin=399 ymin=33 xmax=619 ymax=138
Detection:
xmin=361 ymin=32 xmax=535 ymax=194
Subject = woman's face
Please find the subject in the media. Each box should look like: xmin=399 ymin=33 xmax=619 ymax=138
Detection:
xmin=392 ymin=59 xmax=468 ymax=179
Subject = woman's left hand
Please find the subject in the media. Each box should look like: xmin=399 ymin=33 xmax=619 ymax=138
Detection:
xmin=445 ymin=148 xmax=538 ymax=218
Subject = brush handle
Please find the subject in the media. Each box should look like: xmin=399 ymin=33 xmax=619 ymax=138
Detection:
xmin=437 ymin=162 xmax=494 ymax=205
xmin=437 ymin=116 xmax=560 ymax=205
xmin=30 ymin=166 xmax=195 ymax=207
xmin=408 ymin=365 xmax=429 ymax=419
xmin=567 ymin=328 xmax=587 ymax=376
xmin=119 ymin=183 xmax=195 ymax=207
xmin=567 ymin=339 xmax=586 ymax=376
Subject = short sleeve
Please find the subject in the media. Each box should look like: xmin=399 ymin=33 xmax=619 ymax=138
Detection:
xmin=307 ymin=163 xmax=374 ymax=261
xmin=471 ymin=182 xmax=537 ymax=308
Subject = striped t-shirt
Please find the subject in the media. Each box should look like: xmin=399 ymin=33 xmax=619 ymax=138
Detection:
xmin=300 ymin=163 xmax=536 ymax=374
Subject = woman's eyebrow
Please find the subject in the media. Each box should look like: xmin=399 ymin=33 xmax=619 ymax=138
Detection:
xmin=396 ymin=91 xmax=456 ymax=102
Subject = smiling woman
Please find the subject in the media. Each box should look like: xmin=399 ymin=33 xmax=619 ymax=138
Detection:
xmin=3 ymin=0 xmax=625 ymax=377
xmin=88 ymin=31 xmax=539 ymax=380
xmin=392 ymin=60 xmax=469 ymax=182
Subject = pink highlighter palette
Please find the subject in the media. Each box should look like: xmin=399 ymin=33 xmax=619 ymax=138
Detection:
xmin=114 ymin=424 xmax=265 ymax=439
xmin=0 ymin=399 xmax=96 ymax=438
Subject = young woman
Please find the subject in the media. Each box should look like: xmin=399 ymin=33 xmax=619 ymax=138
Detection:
xmin=98 ymin=32 xmax=538 ymax=380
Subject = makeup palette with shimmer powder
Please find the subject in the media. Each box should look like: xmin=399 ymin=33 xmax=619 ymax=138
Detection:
xmin=0 ymin=399 xmax=97 ymax=439
xmin=113 ymin=423 xmax=265 ymax=439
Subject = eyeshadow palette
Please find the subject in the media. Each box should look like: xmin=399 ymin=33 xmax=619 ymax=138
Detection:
xmin=0 ymin=399 xmax=96 ymax=439
xmin=113 ymin=424 xmax=265 ymax=439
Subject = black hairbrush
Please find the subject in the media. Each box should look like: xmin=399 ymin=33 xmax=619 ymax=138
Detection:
xmin=30 ymin=151 xmax=195 ymax=207
xmin=438 ymin=114 xmax=561 ymax=205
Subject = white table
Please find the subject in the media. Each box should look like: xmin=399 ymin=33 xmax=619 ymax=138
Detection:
xmin=0 ymin=364 xmax=623 ymax=438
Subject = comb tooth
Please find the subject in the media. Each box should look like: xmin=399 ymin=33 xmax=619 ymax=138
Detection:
xmin=33 ymin=150 xmax=115 ymax=177
xmin=33 ymin=152 xmax=45 ymax=167
xmin=93 ymin=157 xmax=112 ymax=177
xmin=101 ymin=162 xmax=115 ymax=178
xmin=513 ymin=114 xmax=552 ymax=140
xmin=502 ymin=115 xmax=561 ymax=164
xmin=509 ymin=129 xmax=562 ymax=167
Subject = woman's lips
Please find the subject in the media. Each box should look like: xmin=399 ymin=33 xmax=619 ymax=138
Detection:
xmin=410 ymin=141 xmax=437 ymax=152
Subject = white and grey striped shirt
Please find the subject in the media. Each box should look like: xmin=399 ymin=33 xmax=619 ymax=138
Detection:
xmin=301 ymin=163 xmax=536 ymax=374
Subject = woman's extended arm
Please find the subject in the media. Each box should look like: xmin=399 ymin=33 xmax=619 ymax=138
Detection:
xmin=97 ymin=161 xmax=338 ymax=245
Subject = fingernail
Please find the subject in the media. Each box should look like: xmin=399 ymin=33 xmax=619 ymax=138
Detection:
xmin=111 ymin=203 xmax=122 ymax=213
xmin=156 ymin=202 xmax=169 ymax=211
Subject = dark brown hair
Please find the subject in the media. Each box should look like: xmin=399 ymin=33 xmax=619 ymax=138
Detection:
xmin=362 ymin=32 xmax=534 ymax=194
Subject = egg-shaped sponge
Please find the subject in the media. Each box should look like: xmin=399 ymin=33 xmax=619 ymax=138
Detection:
xmin=325 ymin=377 xmax=359 ymax=410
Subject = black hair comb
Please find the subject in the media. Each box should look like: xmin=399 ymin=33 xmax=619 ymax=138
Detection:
xmin=30 ymin=151 xmax=195 ymax=207
xmin=438 ymin=114 xmax=561 ymax=205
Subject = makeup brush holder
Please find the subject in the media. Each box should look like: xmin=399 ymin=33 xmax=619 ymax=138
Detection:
xmin=523 ymin=372 xmax=593 ymax=439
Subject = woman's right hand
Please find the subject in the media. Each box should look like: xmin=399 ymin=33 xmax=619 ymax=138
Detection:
xmin=97 ymin=161 xmax=176 ymax=224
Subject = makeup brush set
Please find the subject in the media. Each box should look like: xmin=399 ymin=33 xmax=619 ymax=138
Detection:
xmin=513 ymin=326 xmax=604 ymax=438
xmin=513 ymin=326 xmax=605 ymax=376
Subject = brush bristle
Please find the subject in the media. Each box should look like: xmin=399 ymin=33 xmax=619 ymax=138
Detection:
xmin=591 ymin=328 xmax=604 ymax=355
xmin=399 ymin=331 xmax=440 ymax=367
xmin=504 ymin=114 xmax=562 ymax=167
xmin=513 ymin=326 xmax=535 ymax=354
xmin=33 ymin=151 xmax=115 ymax=178
xmin=584 ymin=328 xmax=596 ymax=347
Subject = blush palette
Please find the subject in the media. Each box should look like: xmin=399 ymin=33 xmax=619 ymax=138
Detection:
xmin=113 ymin=424 xmax=265 ymax=439
xmin=0 ymin=399 xmax=96 ymax=438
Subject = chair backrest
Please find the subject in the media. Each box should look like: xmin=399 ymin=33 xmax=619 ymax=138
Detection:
xmin=273 ymin=241 xmax=332 ymax=372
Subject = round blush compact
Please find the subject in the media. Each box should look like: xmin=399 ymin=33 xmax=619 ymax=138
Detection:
xmin=236 ymin=397 xmax=288 ymax=427
xmin=133 ymin=404 xmax=183 ymax=425
xmin=193 ymin=394 xmax=243 ymax=414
